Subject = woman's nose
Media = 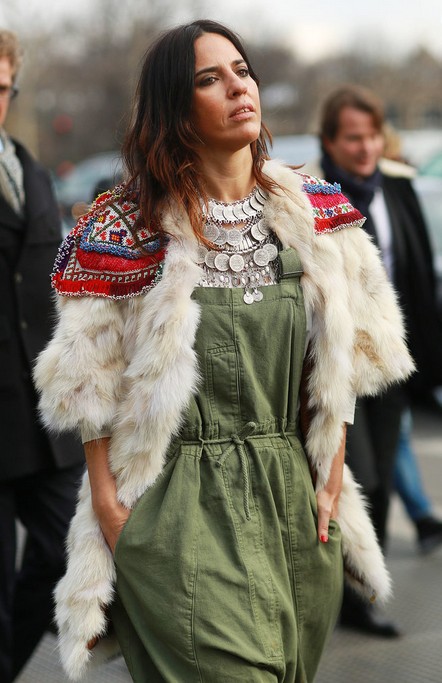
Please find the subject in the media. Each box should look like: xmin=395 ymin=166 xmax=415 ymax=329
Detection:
xmin=228 ymin=74 xmax=247 ymax=97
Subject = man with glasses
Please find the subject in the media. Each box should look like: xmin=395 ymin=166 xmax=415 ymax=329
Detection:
xmin=0 ymin=30 xmax=83 ymax=682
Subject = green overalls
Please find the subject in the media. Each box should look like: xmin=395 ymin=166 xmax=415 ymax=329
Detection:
xmin=112 ymin=248 xmax=343 ymax=682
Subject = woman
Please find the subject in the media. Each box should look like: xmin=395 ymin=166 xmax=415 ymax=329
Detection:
xmin=35 ymin=20 xmax=414 ymax=682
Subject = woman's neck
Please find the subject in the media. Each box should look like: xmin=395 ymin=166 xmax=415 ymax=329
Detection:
xmin=198 ymin=146 xmax=256 ymax=202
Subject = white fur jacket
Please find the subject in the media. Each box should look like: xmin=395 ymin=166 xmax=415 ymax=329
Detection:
xmin=34 ymin=160 xmax=414 ymax=680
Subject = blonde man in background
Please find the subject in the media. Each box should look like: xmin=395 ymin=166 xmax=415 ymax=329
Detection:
xmin=0 ymin=30 xmax=83 ymax=682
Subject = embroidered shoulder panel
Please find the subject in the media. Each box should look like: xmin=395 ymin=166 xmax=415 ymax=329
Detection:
xmin=301 ymin=173 xmax=366 ymax=234
xmin=51 ymin=186 xmax=167 ymax=299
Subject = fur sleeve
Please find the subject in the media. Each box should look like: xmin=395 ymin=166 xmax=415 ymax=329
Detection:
xmin=337 ymin=227 xmax=415 ymax=395
xmin=302 ymin=224 xmax=414 ymax=490
xmin=34 ymin=294 xmax=127 ymax=437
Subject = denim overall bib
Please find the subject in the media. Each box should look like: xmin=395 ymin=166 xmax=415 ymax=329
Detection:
xmin=112 ymin=248 xmax=343 ymax=683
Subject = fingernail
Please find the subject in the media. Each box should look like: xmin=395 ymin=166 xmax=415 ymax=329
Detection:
xmin=320 ymin=534 xmax=328 ymax=543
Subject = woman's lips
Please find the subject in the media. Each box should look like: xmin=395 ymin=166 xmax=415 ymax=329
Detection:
xmin=230 ymin=105 xmax=255 ymax=121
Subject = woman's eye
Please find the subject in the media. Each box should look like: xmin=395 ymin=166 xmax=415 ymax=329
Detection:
xmin=199 ymin=76 xmax=216 ymax=87
xmin=237 ymin=68 xmax=249 ymax=77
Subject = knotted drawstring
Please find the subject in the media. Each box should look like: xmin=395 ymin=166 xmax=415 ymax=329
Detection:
xmin=216 ymin=421 xmax=256 ymax=521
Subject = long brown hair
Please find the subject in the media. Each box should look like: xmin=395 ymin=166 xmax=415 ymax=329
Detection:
xmin=122 ymin=19 xmax=277 ymax=244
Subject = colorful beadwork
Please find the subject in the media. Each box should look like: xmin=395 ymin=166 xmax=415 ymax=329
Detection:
xmin=302 ymin=175 xmax=341 ymax=195
xmin=301 ymin=173 xmax=366 ymax=234
xmin=51 ymin=176 xmax=366 ymax=300
xmin=51 ymin=186 xmax=167 ymax=299
xmin=79 ymin=191 xmax=161 ymax=259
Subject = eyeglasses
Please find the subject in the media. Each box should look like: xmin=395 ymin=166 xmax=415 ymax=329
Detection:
xmin=0 ymin=85 xmax=19 ymax=100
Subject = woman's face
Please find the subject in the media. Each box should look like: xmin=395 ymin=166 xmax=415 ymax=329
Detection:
xmin=190 ymin=32 xmax=261 ymax=155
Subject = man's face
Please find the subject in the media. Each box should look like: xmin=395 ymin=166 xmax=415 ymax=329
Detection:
xmin=323 ymin=106 xmax=384 ymax=179
xmin=0 ymin=56 xmax=14 ymax=128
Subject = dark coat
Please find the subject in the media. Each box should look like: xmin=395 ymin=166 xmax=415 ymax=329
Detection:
xmin=0 ymin=139 xmax=83 ymax=481
xmin=380 ymin=174 xmax=442 ymax=395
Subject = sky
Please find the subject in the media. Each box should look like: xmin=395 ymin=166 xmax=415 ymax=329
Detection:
xmin=1 ymin=0 xmax=442 ymax=63
xmin=206 ymin=0 xmax=442 ymax=61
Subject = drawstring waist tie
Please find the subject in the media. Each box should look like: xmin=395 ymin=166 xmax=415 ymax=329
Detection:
xmin=215 ymin=421 xmax=257 ymax=521
xmin=170 ymin=422 xmax=299 ymax=522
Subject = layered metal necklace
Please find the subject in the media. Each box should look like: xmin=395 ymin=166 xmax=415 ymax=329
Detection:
xmin=197 ymin=186 xmax=280 ymax=304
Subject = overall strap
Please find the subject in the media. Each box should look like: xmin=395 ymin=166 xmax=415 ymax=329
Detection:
xmin=278 ymin=247 xmax=303 ymax=280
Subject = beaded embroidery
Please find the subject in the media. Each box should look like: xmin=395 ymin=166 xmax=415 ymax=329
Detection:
xmin=302 ymin=173 xmax=366 ymax=234
xmin=51 ymin=186 xmax=167 ymax=299
xmin=302 ymin=176 xmax=341 ymax=195
xmin=79 ymin=189 xmax=161 ymax=259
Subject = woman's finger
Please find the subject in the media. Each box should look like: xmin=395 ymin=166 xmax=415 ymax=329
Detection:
xmin=316 ymin=490 xmax=333 ymax=543
xmin=317 ymin=507 xmax=330 ymax=543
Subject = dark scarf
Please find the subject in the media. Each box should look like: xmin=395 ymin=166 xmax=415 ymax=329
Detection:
xmin=321 ymin=152 xmax=382 ymax=240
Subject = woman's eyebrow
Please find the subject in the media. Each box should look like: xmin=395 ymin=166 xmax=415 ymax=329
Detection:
xmin=195 ymin=59 xmax=246 ymax=78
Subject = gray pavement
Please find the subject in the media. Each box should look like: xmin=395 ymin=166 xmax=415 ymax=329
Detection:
xmin=17 ymin=408 xmax=442 ymax=683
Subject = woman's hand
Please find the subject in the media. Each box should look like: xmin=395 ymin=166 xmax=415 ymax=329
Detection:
xmin=83 ymin=437 xmax=131 ymax=554
xmin=316 ymin=487 xmax=341 ymax=544
xmin=316 ymin=424 xmax=346 ymax=543
xmin=95 ymin=499 xmax=131 ymax=555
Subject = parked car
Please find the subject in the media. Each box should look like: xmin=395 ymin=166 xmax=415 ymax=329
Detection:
xmin=270 ymin=134 xmax=319 ymax=166
xmin=55 ymin=151 xmax=123 ymax=234
xmin=413 ymin=175 xmax=442 ymax=308
xmin=419 ymin=152 xmax=442 ymax=178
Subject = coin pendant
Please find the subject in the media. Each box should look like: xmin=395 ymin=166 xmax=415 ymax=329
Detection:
xmin=204 ymin=250 xmax=218 ymax=268
xmin=253 ymin=289 xmax=263 ymax=302
xmin=253 ymin=248 xmax=270 ymax=266
xmin=222 ymin=204 xmax=236 ymax=223
xmin=251 ymin=223 xmax=266 ymax=241
xmin=249 ymin=192 xmax=262 ymax=212
xmin=196 ymin=245 xmax=208 ymax=263
xmin=256 ymin=187 xmax=267 ymax=205
xmin=241 ymin=198 xmax=254 ymax=217
xmin=204 ymin=223 xmax=219 ymax=243
xmin=243 ymin=290 xmax=254 ymax=304
xmin=211 ymin=203 xmax=226 ymax=222
xmin=214 ymin=227 xmax=227 ymax=245
xmin=229 ymin=254 xmax=245 ymax=272
xmin=264 ymin=243 xmax=278 ymax=261
xmin=214 ymin=253 xmax=230 ymax=271
xmin=226 ymin=228 xmax=242 ymax=246
xmin=257 ymin=219 xmax=271 ymax=236
xmin=232 ymin=203 xmax=248 ymax=221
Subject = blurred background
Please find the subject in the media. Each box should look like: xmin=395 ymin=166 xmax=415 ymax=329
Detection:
xmin=3 ymin=0 xmax=442 ymax=167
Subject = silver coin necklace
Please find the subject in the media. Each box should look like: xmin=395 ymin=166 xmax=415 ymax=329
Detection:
xmin=198 ymin=186 xmax=279 ymax=304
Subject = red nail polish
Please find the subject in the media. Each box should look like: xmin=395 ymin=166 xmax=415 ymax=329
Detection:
xmin=320 ymin=534 xmax=328 ymax=543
